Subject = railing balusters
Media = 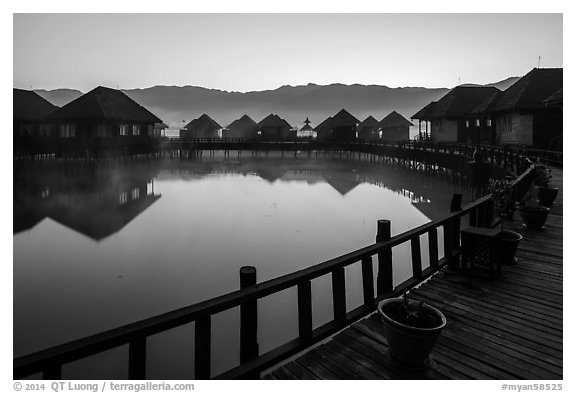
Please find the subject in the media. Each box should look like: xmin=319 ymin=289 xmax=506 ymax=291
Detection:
xmin=128 ymin=337 xmax=147 ymax=380
xmin=332 ymin=267 xmax=346 ymax=322
xmin=361 ymin=256 xmax=375 ymax=306
xmin=428 ymin=228 xmax=439 ymax=269
xmin=411 ymin=237 xmax=423 ymax=278
xmin=195 ymin=316 xmax=211 ymax=379
xmin=297 ymin=280 xmax=313 ymax=339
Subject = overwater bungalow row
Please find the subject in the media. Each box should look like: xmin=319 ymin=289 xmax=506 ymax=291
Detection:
xmin=357 ymin=112 xmax=413 ymax=142
xmin=412 ymin=67 xmax=563 ymax=150
xmin=14 ymin=86 xmax=165 ymax=156
xmin=180 ymin=114 xmax=222 ymax=139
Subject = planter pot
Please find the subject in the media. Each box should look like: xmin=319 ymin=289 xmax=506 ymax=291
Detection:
xmin=378 ymin=298 xmax=446 ymax=368
xmin=536 ymin=186 xmax=559 ymax=207
xmin=518 ymin=206 xmax=550 ymax=230
xmin=497 ymin=230 xmax=523 ymax=265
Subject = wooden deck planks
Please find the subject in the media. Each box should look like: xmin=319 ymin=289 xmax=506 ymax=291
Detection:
xmin=263 ymin=168 xmax=562 ymax=380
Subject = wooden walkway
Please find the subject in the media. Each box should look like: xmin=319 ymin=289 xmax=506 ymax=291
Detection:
xmin=263 ymin=168 xmax=563 ymax=380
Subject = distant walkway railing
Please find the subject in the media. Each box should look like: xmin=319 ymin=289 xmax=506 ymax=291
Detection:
xmin=13 ymin=143 xmax=535 ymax=380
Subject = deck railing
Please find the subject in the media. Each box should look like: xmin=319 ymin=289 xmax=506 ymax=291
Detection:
xmin=13 ymin=143 xmax=534 ymax=380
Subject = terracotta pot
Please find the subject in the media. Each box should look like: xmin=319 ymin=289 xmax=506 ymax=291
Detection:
xmin=497 ymin=230 xmax=523 ymax=265
xmin=378 ymin=298 xmax=446 ymax=368
xmin=518 ymin=206 xmax=550 ymax=230
xmin=536 ymin=186 xmax=559 ymax=207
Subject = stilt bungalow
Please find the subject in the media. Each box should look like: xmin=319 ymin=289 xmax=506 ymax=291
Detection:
xmin=223 ymin=115 xmax=258 ymax=139
xmin=313 ymin=116 xmax=333 ymax=140
xmin=473 ymin=68 xmax=562 ymax=150
xmin=316 ymin=109 xmax=359 ymax=141
xmin=411 ymin=86 xmax=500 ymax=144
xmin=297 ymin=117 xmax=315 ymax=138
xmin=357 ymin=116 xmax=380 ymax=140
xmin=257 ymin=114 xmax=294 ymax=140
xmin=180 ymin=114 xmax=221 ymax=139
xmin=14 ymin=88 xmax=59 ymax=155
xmin=47 ymin=86 xmax=163 ymax=156
xmin=379 ymin=111 xmax=413 ymax=142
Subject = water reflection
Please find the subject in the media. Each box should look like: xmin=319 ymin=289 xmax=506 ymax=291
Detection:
xmin=14 ymin=167 xmax=160 ymax=241
xmin=14 ymin=152 xmax=471 ymax=378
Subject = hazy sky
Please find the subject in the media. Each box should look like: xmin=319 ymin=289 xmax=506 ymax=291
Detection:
xmin=13 ymin=13 xmax=562 ymax=92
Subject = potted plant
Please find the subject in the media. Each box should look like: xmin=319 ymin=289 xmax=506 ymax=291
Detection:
xmin=378 ymin=293 xmax=446 ymax=368
xmin=488 ymin=179 xmax=523 ymax=265
xmin=517 ymin=184 xmax=550 ymax=230
xmin=533 ymin=164 xmax=558 ymax=207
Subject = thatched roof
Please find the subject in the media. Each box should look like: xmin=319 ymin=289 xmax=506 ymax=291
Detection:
xmin=358 ymin=116 xmax=380 ymax=129
xmin=380 ymin=111 xmax=413 ymax=128
xmin=329 ymin=109 xmax=359 ymax=128
xmin=13 ymin=89 xmax=59 ymax=121
xmin=300 ymin=124 xmax=314 ymax=132
xmin=481 ymin=68 xmax=562 ymax=113
xmin=184 ymin=114 xmax=221 ymax=133
xmin=544 ymin=88 xmax=563 ymax=108
xmin=227 ymin=114 xmax=257 ymax=131
xmin=258 ymin=114 xmax=293 ymax=130
xmin=412 ymin=86 xmax=500 ymax=120
xmin=155 ymin=122 xmax=169 ymax=130
xmin=48 ymin=86 xmax=162 ymax=123
xmin=314 ymin=116 xmax=333 ymax=132
xmin=412 ymin=101 xmax=437 ymax=119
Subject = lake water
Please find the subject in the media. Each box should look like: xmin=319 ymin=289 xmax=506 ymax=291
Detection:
xmin=13 ymin=151 xmax=472 ymax=378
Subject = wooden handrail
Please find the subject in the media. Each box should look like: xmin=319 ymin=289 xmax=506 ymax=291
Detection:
xmin=14 ymin=143 xmax=534 ymax=380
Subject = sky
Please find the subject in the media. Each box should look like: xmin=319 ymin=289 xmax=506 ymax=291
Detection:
xmin=13 ymin=13 xmax=563 ymax=92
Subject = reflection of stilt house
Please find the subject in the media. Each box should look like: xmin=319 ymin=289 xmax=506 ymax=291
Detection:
xmin=47 ymin=86 xmax=163 ymax=156
xmin=316 ymin=109 xmax=359 ymax=141
xmin=471 ymin=68 xmax=563 ymax=149
xmin=14 ymin=168 xmax=162 ymax=241
xmin=181 ymin=114 xmax=221 ymax=139
xmin=13 ymin=89 xmax=59 ymax=155
xmin=223 ymin=115 xmax=258 ymax=139
xmin=257 ymin=114 xmax=294 ymax=140
xmin=411 ymin=86 xmax=500 ymax=144
xmin=357 ymin=116 xmax=380 ymax=140
xmin=379 ymin=111 xmax=413 ymax=142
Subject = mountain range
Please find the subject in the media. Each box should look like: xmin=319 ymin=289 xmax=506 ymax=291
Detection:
xmin=34 ymin=77 xmax=520 ymax=130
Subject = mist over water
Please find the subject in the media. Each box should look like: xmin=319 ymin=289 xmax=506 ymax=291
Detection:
xmin=13 ymin=152 xmax=472 ymax=378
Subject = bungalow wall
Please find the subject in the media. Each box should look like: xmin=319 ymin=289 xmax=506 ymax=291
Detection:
xmin=493 ymin=113 xmax=533 ymax=146
xmin=430 ymin=119 xmax=458 ymax=143
xmin=380 ymin=126 xmax=409 ymax=142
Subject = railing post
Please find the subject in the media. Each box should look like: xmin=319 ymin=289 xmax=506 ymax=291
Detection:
xmin=297 ymin=280 xmax=313 ymax=339
xmin=445 ymin=194 xmax=462 ymax=270
xmin=128 ymin=337 xmax=147 ymax=380
xmin=361 ymin=257 xmax=375 ymax=306
xmin=376 ymin=219 xmax=393 ymax=296
xmin=240 ymin=266 xmax=259 ymax=365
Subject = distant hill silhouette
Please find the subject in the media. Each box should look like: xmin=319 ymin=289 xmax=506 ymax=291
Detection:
xmin=33 ymin=77 xmax=520 ymax=130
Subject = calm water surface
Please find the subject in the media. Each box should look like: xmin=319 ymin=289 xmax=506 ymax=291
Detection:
xmin=14 ymin=151 xmax=472 ymax=378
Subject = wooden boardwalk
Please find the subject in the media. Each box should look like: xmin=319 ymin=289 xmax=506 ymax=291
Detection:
xmin=263 ymin=168 xmax=563 ymax=380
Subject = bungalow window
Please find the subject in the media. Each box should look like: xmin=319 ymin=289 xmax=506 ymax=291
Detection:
xmin=120 ymin=124 xmax=128 ymax=136
xmin=476 ymin=119 xmax=480 ymax=127
xmin=131 ymin=188 xmax=140 ymax=200
xmin=39 ymin=124 xmax=50 ymax=136
xmin=19 ymin=124 xmax=32 ymax=136
xmin=119 ymin=192 xmax=128 ymax=204
xmin=59 ymin=124 xmax=75 ymax=138
xmin=465 ymin=121 xmax=470 ymax=128
xmin=487 ymin=119 xmax=492 ymax=127
xmin=132 ymin=125 xmax=140 ymax=136
xmin=96 ymin=124 xmax=108 ymax=137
